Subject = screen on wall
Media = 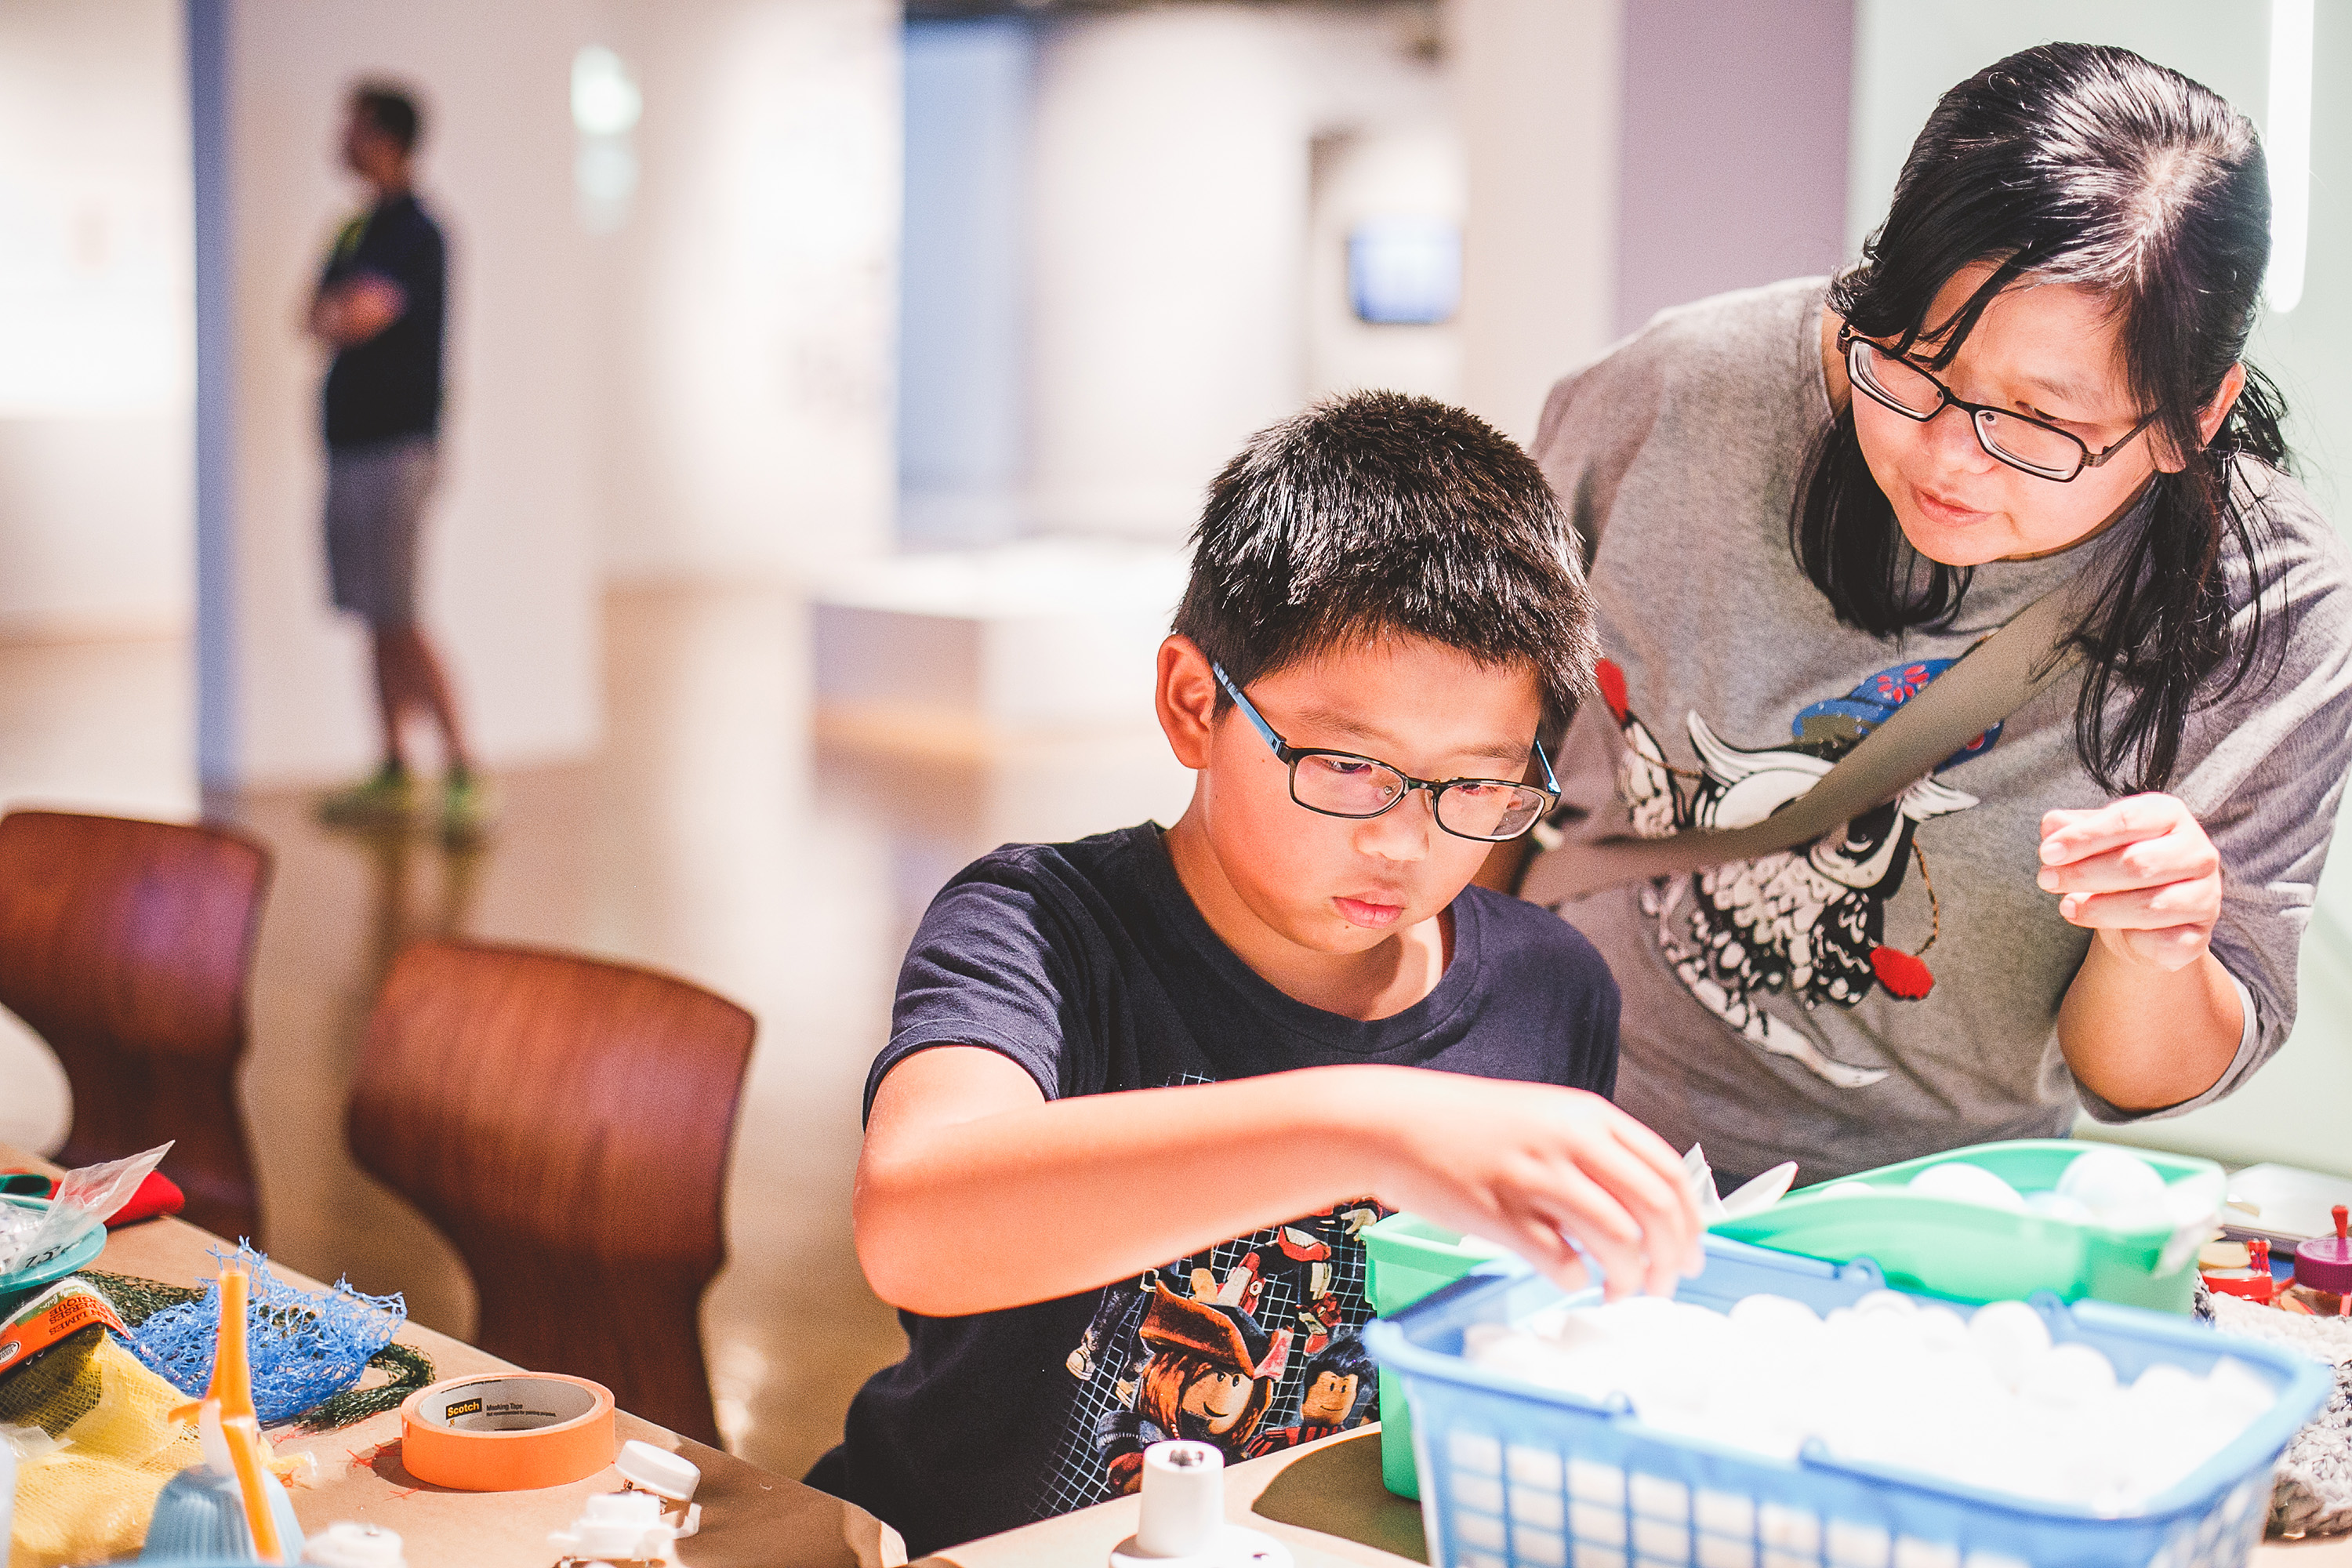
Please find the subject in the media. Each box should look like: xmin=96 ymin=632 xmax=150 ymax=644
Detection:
xmin=1347 ymin=218 xmax=1461 ymax=326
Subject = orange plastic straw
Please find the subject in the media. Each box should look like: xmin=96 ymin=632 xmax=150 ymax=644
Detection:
xmin=170 ymin=1265 xmax=285 ymax=1563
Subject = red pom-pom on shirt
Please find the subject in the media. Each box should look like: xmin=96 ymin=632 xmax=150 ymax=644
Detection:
xmin=1870 ymin=946 xmax=1935 ymax=1000
xmin=1595 ymin=659 xmax=1630 ymax=725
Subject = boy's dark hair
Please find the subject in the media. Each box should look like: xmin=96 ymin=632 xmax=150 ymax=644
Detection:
xmin=1174 ymin=391 xmax=1597 ymax=728
xmin=351 ymin=82 xmax=424 ymax=154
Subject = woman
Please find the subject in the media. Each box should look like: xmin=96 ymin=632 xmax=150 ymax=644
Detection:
xmin=1504 ymin=43 xmax=2352 ymax=1184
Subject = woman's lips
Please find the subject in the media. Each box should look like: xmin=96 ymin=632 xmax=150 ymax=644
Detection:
xmin=1333 ymin=895 xmax=1405 ymax=928
xmin=1914 ymin=483 xmax=1994 ymax=528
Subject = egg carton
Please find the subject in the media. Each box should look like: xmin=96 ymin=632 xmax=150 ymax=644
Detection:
xmin=1365 ymin=1239 xmax=2331 ymax=1568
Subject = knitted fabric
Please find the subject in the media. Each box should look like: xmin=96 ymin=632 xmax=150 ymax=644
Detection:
xmin=2202 ymin=1285 xmax=2352 ymax=1538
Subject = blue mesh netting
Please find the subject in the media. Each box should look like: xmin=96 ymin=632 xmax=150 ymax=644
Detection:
xmin=127 ymin=1243 xmax=407 ymax=1425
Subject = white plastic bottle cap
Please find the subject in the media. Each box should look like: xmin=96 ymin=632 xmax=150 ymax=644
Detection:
xmin=302 ymin=1521 xmax=407 ymax=1568
xmin=617 ymin=1437 xmax=702 ymax=1501
xmin=549 ymin=1490 xmax=676 ymax=1562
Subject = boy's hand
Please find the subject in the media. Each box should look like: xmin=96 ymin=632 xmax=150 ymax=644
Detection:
xmin=1363 ymin=1075 xmax=1704 ymax=1301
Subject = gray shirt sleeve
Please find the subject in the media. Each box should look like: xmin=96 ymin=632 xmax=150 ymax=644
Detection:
xmin=2074 ymin=465 xmax=2352 ymax=1120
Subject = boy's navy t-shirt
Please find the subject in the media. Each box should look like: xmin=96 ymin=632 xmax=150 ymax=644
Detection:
xmin=828 ymin=822 xmax=1620 ymax=1555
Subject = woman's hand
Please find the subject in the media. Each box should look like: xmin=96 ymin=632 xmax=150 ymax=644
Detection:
xmin=2038 ymin=793 xmax=2221 ymax=972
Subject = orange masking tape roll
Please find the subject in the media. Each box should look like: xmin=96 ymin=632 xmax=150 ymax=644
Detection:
xmin=399 ymin=1373 xmax=618 ymax=1491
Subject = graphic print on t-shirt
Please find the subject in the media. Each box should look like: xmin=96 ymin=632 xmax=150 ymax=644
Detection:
xmin=1598 ymin=656 xmax=2001 ymax=1089
xmin=1029 ymin=1123 xmax=1386 ymax=1522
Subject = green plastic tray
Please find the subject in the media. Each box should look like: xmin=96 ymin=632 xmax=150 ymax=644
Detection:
xmin=1712 ymin=1138 xmax=2223 ymax=1314
xmin=1361 ymin=1213 xmax=1513 ymax=1500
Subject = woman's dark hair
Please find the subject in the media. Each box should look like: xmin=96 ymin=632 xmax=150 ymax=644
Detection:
xmin=1795 ymin=42 xmax=2286 ymax=793
xmin=1174 ymin=390 xmax=1599 ymax=728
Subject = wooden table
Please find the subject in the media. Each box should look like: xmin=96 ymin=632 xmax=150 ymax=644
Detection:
xmin=3 ymin=1143 xmax=901 ymax=1568
xmin=16 ymin=1144 xmax=2348 ymax=1568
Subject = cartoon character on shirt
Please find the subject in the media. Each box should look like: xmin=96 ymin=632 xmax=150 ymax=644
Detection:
xmin=1065 ymin=1201 xmax=1381 ymax=1381
xmin=1244 ymin=1334 xmax=1376 ymax=1456
xmin=1595 ymin=656 xmax=1999 ymax=1090
xmin=1096 ymin=1283 xmax=1293 ymax=1492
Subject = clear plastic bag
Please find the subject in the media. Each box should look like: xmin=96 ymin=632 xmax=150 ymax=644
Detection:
xmin=0 ymin=1141 xmax=172 ymax=1274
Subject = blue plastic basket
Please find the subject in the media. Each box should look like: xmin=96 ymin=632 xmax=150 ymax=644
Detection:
xmin=1364 ymin=1238 xmax=2331 ymax=1568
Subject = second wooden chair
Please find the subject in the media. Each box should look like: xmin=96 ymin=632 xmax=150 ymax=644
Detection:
xmin=347 ymin=937 xmax=755 ymax=1446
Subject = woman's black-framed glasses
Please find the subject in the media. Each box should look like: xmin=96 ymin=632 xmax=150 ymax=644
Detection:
xmin=1211 ymin=662 xmax=1559 ymax=842
xmin=1842 ymin=326 xmax=2161 ymax=483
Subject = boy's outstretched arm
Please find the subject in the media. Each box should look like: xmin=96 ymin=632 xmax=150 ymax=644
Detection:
xmin=855 ymin=1046 xmax=1704 ymax=1319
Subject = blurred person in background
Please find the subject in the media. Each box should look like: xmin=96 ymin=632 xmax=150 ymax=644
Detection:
xmin=309 ymin=81 xmax=485 ymax=845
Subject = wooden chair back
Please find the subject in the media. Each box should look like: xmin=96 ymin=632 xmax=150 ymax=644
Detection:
xmin=0 ymin=809 xmax=272 ymax=1242
xmin=347 ymin=937 xmax=755 ymax=1446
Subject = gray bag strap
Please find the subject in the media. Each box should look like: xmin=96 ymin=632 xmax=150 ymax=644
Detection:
xmin=1520 ymin=580 xmax=2088 ymax=908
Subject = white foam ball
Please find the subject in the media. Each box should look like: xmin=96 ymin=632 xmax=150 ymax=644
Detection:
xmin=2054 ymin=1148 xmax=2167 ymax=1225
xmin=1969 ymin=1300 xmax=2053 ymax=1385
xmin=2127 ymin=1361 xmax=2204 ymax=1419
xmin=1911 ymin=1305 xmax=1971 ymax=1355
xmin=2023 ymin=1190 xmax=2096 ymax=1225
xmin=2201 ymin=1356 xmax=2277 ymax=1428
xmin=2019 ymin=1341 xmax=2118 ymax=1408
xmin=1908 ymin=1162 xmax=2027 ymax=1212
xmin=1729 ymin=1292 xmax=1820 ymax=1333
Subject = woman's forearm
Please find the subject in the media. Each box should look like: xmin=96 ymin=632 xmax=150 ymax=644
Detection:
xmin=2056 ymin=937 xmax=2243 ymax=1112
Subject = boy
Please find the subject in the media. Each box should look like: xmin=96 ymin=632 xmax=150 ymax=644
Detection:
xmin=811 ymin=392 xmax=1700 ymax=1553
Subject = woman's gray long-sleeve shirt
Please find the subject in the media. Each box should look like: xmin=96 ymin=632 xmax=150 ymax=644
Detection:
xmin=1534 ymin=278 xmax=2352 ymax=1181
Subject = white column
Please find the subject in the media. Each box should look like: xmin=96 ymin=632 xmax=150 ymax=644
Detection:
xmin=591 ymin=0 xmax=901 ymax=583
xmin=1024 ymin=6 xmax=1310 ymax=541
xmin=1449 ymin=0 xmax=1623 ymax=444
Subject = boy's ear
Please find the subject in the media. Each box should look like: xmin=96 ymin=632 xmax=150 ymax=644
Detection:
xmin=1156 ymin=635 xmax=1220 ymax=769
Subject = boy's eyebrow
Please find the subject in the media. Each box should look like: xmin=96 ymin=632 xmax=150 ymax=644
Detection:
xmin=1289 ymin=706 xmax=1533 ymax=769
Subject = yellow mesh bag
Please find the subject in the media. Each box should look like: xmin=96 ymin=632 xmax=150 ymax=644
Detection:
xmin=2 ymin=1323 xmax=203 ymax=1568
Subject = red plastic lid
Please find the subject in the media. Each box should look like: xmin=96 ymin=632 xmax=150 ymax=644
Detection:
xmin=2295 ymin=1203 xmax=2352 ymax=1294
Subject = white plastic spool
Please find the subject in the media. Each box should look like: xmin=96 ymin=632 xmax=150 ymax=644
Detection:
xmin=1108 ymin=1440 xmax=1292 ymax=1568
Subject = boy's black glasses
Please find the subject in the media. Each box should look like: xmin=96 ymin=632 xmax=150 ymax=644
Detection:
xmin=1211 ymin=662 xmax=1559 ymax=843
xmin=1841 ymin=326 xmax=2161 ymax=483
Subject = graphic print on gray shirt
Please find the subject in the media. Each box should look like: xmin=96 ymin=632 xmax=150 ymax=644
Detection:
xmin=1534 ymin=278 xmax=2352 ymax=1182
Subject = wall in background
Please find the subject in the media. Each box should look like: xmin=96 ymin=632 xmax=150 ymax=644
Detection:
xmin=196 ymin=0 xmax=604 ymax=785
xmin=1023 ymin=3 xmax=1446 ymax=542
xmin=591 ymin=0 xmax=899 ymax=582
xmin=1448 ymin=0 xmax=1620 ymax=444
xmin=1851 ymin=0 xmax=2351 ymax=1175
xmin=1304 ymin=121 xmax=1465 ymax=405
xmin=0 ymin=0 xmax=193 ymax=641
xmin=1614 ymin=0 xmax=1851 ymax=339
